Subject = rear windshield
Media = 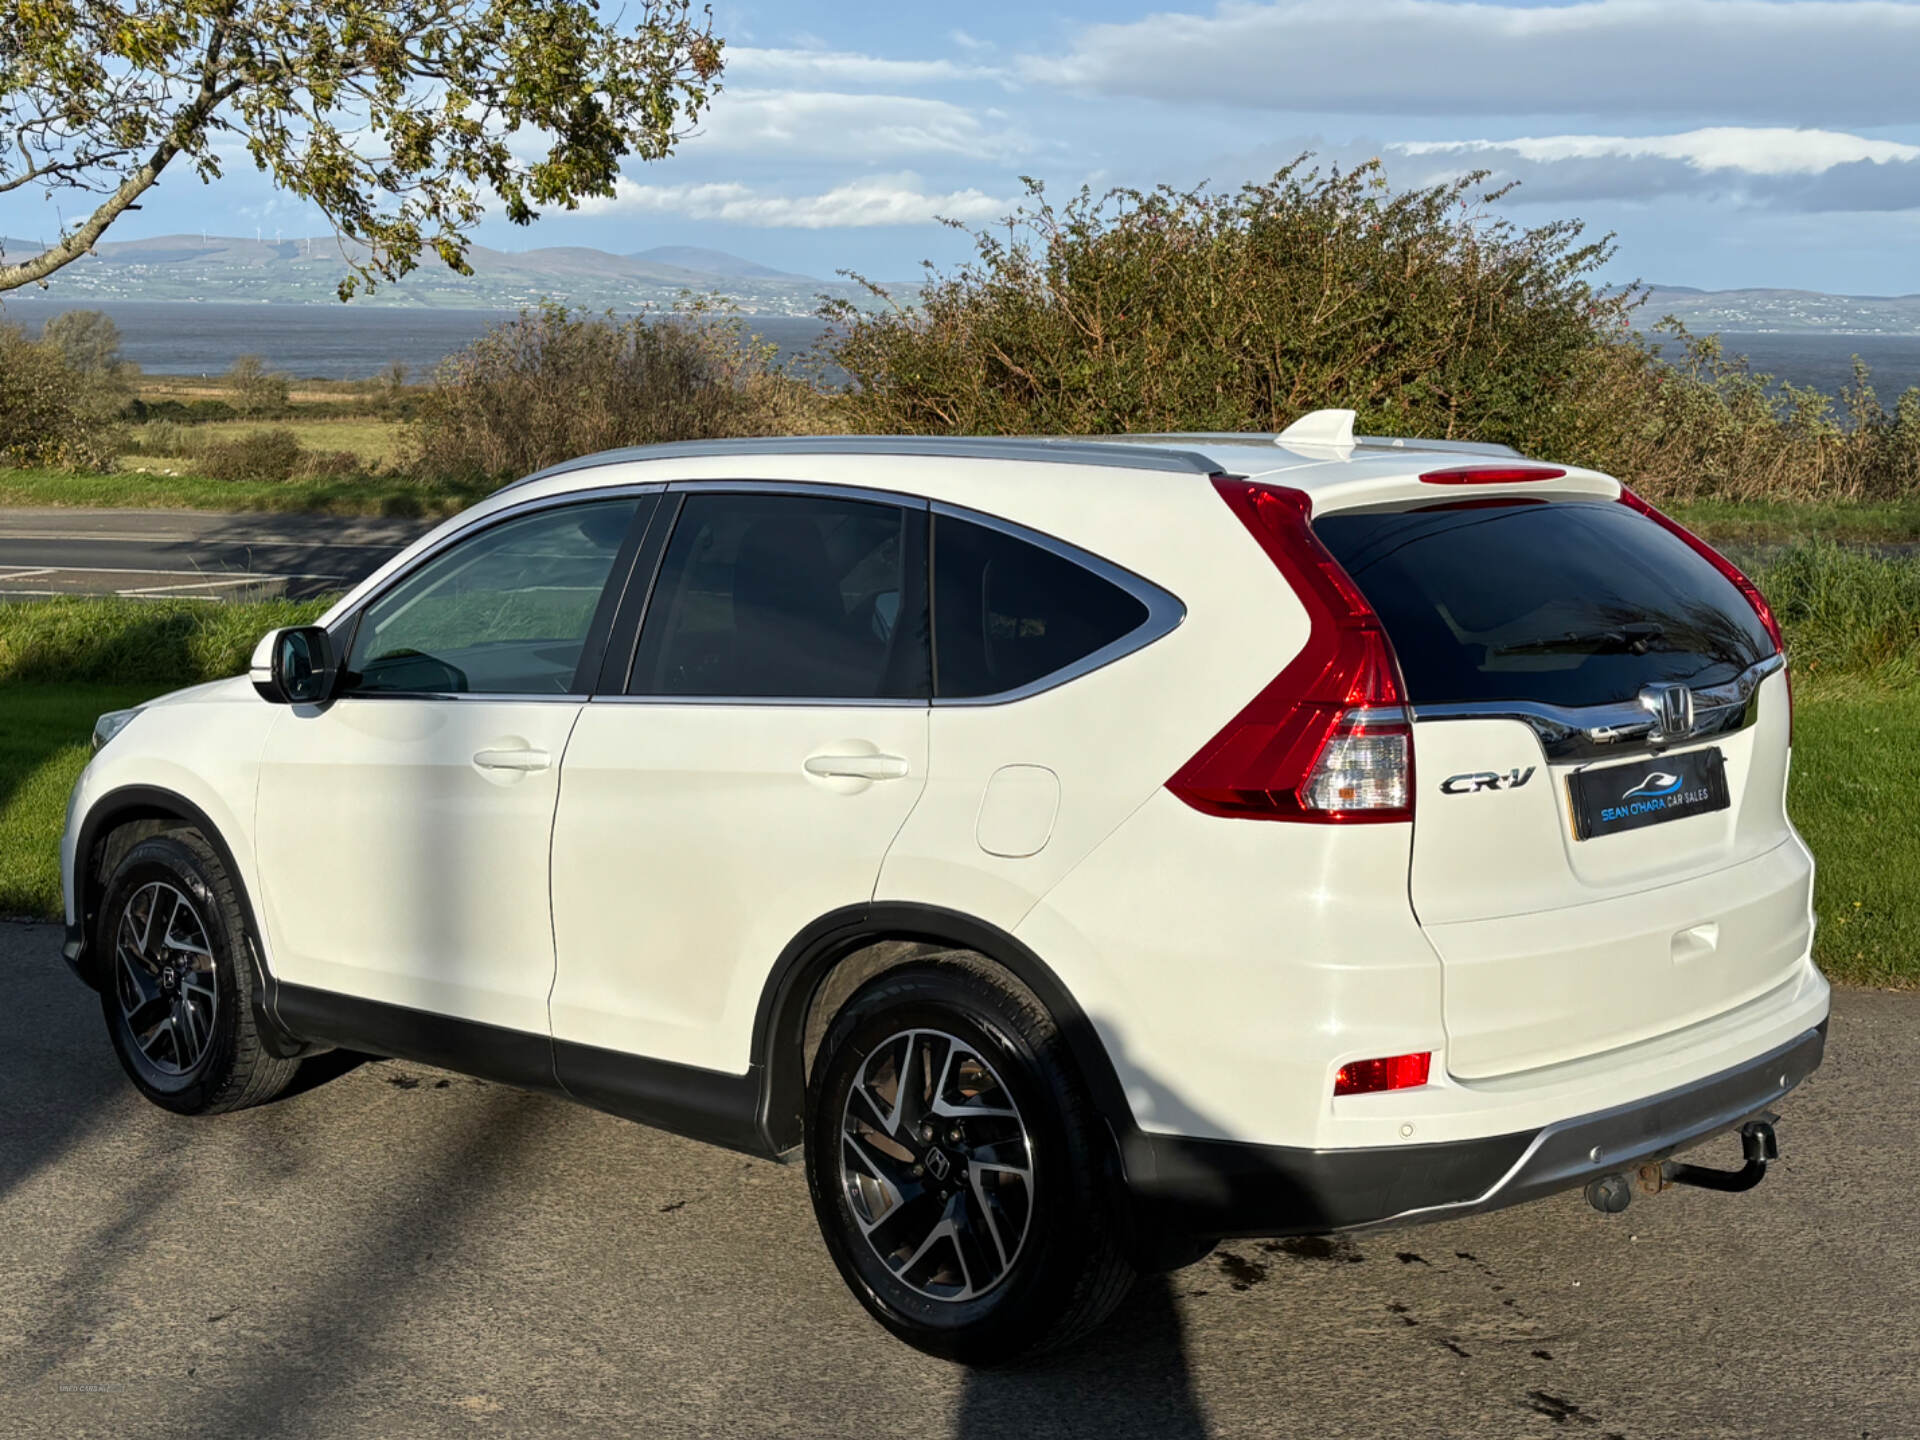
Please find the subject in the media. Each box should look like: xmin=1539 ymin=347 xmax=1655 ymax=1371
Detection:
xmin=1312 ymin=499 xmax=1774 ymax=708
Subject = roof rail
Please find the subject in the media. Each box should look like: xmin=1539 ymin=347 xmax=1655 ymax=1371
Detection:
xmin=493 ymin=434 xmax=1224 ymax=493
xmin=1355 ymin=434 xmax=1524 ymax=460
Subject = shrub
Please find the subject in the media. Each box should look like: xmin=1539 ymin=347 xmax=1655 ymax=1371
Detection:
xmin=404 ymin=298 xmax=831 ymax=484
xmin=225 ymin=354 xmax=292 ymax=417
xmin=822 ymin=163 xmax=1628 ymax=458
xmin=39 ymin=309 xmax=135 ymax=420
xmin=0 ymin=324 xmax=118 ymax=471
xmin=1577 ymin=329 xmax=1920 ymax=505
xmin=198 ymin=428 xmax=304 ymax=482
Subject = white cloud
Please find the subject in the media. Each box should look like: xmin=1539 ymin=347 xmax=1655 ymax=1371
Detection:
xmin=1027 ymin=1 xmax=1920 ymax=123
xmin=579 ymin=173 xmax=1012 ymax=228
xmin=1383 ymin=126 xmax=1920 ymax=211
xmin=1400 ymin=128 xmax=1920 ymax=177
xmin=725 ymin=45 xmax=1001 ymax=86
xmin=690 ymin=89 xmax=1030 ymax=161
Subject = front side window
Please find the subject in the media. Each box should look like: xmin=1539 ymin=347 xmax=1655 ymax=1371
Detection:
xmin=630 ymin=493 xmax=927 ymax=699
xmin=345 ymin=498 xmax=639 ymax=695
xmin=933 ymin=515 xmax=1150 ymax=699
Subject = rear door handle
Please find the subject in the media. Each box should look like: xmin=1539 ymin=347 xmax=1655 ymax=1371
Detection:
xmin=803 ymin=753 xmax=910 ymax=781
xmin=473 ymin=747 xmax=552 ymax=772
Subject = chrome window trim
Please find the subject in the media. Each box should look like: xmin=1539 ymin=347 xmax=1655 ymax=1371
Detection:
xmin=592 ymin=695 xmax=929 ymax=710
xmin=664 ymin=477 xmax=931 ymax=509
xmin=1409 ymin=652 xmax=1786 ymax=761
xmin=927 ymin=501 xmax=1187 ymax=708
xmin=325 ymin=484 xmax=664 ymax=703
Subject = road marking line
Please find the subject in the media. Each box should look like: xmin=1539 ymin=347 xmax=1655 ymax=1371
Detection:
xmin=0 ymin=567 xmax=56 ymax=579
xmin=0 ymin=529 xmax=410 ymax=549
xmin=115 ymin=576 xmax=295 ymax=595
xmin=0 ymin=563 xmax=342 ymax=580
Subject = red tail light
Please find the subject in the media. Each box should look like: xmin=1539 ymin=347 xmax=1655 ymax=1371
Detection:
xmin=1616 ymin=486 xmax=1791 ymax=737
xmin=1419 ymin=464 xmax=1565 ymax=485
xmin=1167 ymin=477 xmax=1412 ymax=822
xmin=1335 ymin=1052 xmax=1431 ymax=1096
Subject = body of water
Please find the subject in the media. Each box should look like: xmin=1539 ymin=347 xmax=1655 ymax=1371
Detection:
xmin=5 ymin=298 xmax=1919 ymax=399
xmin=0 ymin=298 xmax=835 ymax=381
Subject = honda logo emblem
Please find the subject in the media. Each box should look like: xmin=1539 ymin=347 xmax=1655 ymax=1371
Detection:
xmin=1638 ymin=682 xmax=1694 ymax=741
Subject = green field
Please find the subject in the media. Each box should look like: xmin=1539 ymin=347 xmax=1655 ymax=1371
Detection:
xmin=123 ymin=415 xmax=404 ymax=467
xmin=2 ymin=674 xmax=1912 ymax=987
xmin=0 ymin=464 xmax=483 ymax=517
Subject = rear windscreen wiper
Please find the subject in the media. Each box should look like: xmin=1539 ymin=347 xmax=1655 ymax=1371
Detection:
xmin=1495 ymin=622 xmax=1667 ymax=657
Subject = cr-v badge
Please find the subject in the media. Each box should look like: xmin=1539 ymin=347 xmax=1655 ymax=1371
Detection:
xmin=1440 ymin=767 xmax=1537 ymax=795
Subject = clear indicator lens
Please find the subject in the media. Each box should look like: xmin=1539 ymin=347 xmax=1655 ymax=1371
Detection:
xmin=1302 ymin=725 xmax=1409 ymax=813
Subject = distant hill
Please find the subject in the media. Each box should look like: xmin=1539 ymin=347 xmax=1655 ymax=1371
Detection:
xmin=629 ymin=245 xmax=814 ymax=282
xmin=4 ymin=233 xmax=1917 ymax=333
xmin=1639 ymin=285 xmax=1920 ymax=336
xmin=0 ymin=233 xmax=893 ymax=315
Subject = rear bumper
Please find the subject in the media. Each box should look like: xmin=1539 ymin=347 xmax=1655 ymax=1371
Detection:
xmin=1122 ymin=1020 xmax=1826 ymax=1239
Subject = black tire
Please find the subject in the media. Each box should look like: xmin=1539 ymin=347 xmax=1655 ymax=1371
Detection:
xmin=96 ymin=830 xmax=300 ymax=1115
xmin=804 ymin=955 xmax=1135 ymax=1363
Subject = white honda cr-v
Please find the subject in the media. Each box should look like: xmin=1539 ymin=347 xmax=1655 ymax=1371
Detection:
xmin=62 ymin=413 xmax=1827 ymax=1361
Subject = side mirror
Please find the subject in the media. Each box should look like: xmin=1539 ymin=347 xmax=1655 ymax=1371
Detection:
xmin=250 ymin=626 xmax=337 ymax=705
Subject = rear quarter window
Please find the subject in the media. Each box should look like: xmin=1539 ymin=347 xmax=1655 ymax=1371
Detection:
xmin=1312 ymin=499 xmax=1775 ymax=708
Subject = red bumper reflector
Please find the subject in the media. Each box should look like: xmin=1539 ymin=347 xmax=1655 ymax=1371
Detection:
xmin=1334 ymin=1052 xmax=1432 ymax=1097
xmin=1419 ymin=464 xmax=1566 ymax=485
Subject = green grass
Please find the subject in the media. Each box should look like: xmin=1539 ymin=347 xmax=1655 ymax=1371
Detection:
xmin=0 ymin=464 xmax=484 ymax=517
xmin=1789 ymin=686 xmax=1920 ymax=988
xmin=0 ymin=682 xmax=158 ymax=918
xmin=1668 ymin=496 xmax=1920 ymax=546
xmin=0 ymin=597 xmax=331 ymax=685
xmin=124 ymin=415 xmax=404 ymax=466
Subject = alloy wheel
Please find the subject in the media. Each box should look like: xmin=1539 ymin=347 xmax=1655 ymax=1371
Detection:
xmin=113 ymin=881 xmax=219 ymax=1076
xmin=839 ymin=1028 xmax=1035 ymax=1303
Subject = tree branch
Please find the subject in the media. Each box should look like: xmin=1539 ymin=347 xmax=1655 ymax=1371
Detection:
xmin=0 ymin=16 xmax=240 ymax=292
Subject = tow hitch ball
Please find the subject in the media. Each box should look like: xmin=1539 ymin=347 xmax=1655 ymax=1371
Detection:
xmin=1584 ymin=1118 xmax=1780 ymax=1214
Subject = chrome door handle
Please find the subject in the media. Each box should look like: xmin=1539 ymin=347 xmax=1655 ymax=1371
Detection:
xmin=803 ymin=753 xmax=910 ymax=781
xmin=473 ymin=747 xmax=552 ymax=772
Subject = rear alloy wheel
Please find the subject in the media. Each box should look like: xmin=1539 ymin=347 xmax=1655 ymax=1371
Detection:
xmin=97 ymin=831 xmax=301 ymax=1115
xmin=805 ymin=956 xmax=1134 ymax=1363
xmin=838 ymin=1027 xmax=1036 ymax=1303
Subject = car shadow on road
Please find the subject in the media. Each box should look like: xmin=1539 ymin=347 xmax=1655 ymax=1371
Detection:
xmin=953 ymin=1274 xmax=1208 ymax=1438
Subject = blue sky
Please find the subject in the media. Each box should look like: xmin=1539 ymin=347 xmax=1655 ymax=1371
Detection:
xmin=7 ymin=0 xmax=1920 ymax=293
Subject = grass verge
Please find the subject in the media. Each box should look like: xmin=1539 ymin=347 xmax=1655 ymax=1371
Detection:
xmin=0 ymin=465 xmax=484 ymax=517
xmin=1788 ymin=686 xmax=1920 ymax=988
xmin=1665 ymin=496 xmax=1920 ymax=546
xmin=0 ymin=682 xmax=158 ymax=918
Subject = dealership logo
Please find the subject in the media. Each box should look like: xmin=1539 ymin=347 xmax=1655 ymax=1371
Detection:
xmin=1623 ymin=771 xmax=1684 ymax=800
xmin=1440 ymin=767 xmax=1536 ymax=795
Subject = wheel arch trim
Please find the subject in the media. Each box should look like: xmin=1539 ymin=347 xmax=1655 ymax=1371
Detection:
xmin=67 ymin=784 xmax=312 ymax=1058
xmin=751 ymin=901 xmax=1135 ymax=1155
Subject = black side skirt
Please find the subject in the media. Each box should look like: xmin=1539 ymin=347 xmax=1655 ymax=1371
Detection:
xmin=273 ymin=984 xmax=773 ymax=1158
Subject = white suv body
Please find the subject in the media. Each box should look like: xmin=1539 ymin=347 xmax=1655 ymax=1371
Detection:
xmin=61 ymin=423 xmax=1827 ymax=1360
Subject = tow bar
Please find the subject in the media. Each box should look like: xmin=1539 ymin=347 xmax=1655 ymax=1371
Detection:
xmin=1583 ymin=1117 xmax=1780 ymax=1213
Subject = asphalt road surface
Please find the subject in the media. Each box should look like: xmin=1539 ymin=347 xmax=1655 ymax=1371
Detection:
xmin=2 ymin=922 xmax=1914 ymax=1440
xmin=0 ymin=509 xmax=434 ymax=601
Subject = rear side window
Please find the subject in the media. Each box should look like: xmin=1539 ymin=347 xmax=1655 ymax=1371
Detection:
xmin=631 ymin=492 xmax=928 ymax=699
xmin=1312 ymin=499 xmax=1775 ymax=708
xmin=934 ymin=516 xmax=1149 ymax=698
